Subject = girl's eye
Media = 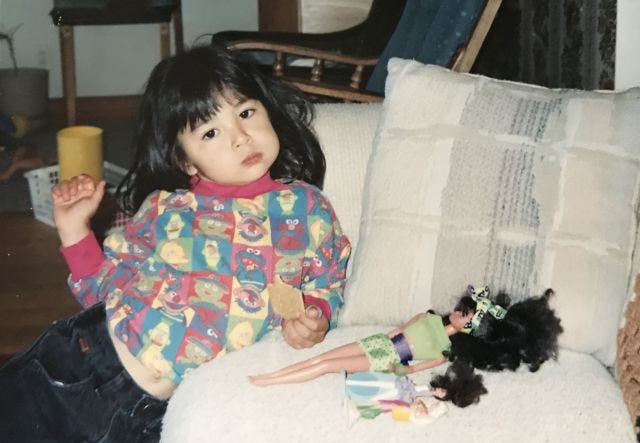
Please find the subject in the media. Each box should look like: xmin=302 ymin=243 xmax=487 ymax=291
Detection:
xmin=203 ymin=129 xmax=218 ymax=140
xmin=239 ymin=108 xmax=255 ymax=119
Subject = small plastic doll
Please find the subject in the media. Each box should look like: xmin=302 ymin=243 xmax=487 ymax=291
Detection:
xmin=343 ymin=360 xmax=487 ymax=427
xmin=249 ymin=285 xmax=563 ymax=386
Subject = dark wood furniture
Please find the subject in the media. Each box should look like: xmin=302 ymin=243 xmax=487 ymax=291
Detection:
xmin=216 ymin=0 xmax=502 ymax=103
xmin=215 ymin=0 xmax=407 ymax=103
xmin=50 ymin=1 xmax=184 ymax=126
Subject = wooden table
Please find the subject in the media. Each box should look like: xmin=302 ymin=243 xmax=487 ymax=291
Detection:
xmin=0 ymin=212 xmax=80 ymax=355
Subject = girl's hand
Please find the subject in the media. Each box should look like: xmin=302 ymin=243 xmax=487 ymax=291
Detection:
xmin=282 ymin=305 xmax=329 ymax=349
xmin=52 ymin=174 xmax=106 ymax=246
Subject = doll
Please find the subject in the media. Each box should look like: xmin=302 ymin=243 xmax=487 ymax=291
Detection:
xmin=447 ymin=286 xmax=563 ymax=372
xmin=249 ymin=285 xmax=563 ymax=386
xmin=344 ymin=360 xmax=485 ymax=427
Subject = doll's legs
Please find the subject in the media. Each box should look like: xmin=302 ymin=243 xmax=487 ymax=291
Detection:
xmin=249 ymin=354 xmax=371 ymax=386
xmin=251 ymin=341 xmax=365 ymax=381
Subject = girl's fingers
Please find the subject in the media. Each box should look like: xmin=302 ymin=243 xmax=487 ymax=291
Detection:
xmin=52 ymin=175 xmax=99 ymax=204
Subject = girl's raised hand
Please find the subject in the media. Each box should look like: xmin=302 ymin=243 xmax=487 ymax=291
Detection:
xmin=52 ymin=174 xmax=106 ymax=246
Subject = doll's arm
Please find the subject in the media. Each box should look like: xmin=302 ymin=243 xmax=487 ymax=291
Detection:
xmin=387 ymin=313 xmax=428 ymax=338
xmin=391 ymin=356 xmax=447 ymax=376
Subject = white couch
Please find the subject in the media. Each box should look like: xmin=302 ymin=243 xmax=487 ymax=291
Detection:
xmin=161 ymin=60 xmax=639 ymax=442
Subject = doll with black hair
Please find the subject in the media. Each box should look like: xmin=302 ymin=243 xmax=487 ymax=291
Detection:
xmin=429 ymin=359 xmax=488 ymax=408
xmin=250 ymin=285 xmax=563 ymax=388
xmin=447 ymin=287 xmax=564 ymax=372
xmin=344 ymin=360 xmax=487 ymax=426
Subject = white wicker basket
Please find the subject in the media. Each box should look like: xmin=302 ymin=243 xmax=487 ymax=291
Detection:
xmin=23 ymin=161 xmax=128 ymax=228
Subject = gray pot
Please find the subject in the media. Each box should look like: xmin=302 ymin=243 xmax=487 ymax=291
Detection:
xmin=0 ymin=68 xmax=49 ymax=130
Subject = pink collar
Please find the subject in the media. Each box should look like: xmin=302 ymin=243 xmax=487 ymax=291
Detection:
xmin=189 ymin=173 xmax=286 ymax=198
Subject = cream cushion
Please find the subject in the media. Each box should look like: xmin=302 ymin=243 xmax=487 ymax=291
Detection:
xmin=314 ymin=103 xmax=378 ymax=257
xmin=339 ymin=59 xmax=640 ymax=366
xmin=162 ymin=326 xmax=636 ymax=442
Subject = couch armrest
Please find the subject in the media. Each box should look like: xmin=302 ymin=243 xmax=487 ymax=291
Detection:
xmin=617 ymin=274 xmax=640 ymax=439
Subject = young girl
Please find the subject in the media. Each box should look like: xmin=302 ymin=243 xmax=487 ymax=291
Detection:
xmin=249 ymin=285 xmax=562 ymax=387
xmin=0 ymin=44 xmax=350 ymax=442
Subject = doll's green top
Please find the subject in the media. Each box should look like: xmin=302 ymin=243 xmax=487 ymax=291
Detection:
xmin=403 ymin=313 xmax=451 ymax=360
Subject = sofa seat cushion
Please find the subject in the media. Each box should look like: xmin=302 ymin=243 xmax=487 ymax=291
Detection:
xmin=340 ymin=59 xmax=640 ymax=367
xmin=162 ymin=326 xmax=635 ymax=442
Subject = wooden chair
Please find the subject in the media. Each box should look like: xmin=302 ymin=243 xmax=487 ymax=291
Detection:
xmin=214 ymin=0 xmax=502 ymax=103
xmin=50 ymin=0 xmax=184 ymax=126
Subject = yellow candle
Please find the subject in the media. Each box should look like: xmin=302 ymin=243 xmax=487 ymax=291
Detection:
xmin=57 ymin=126 xmax=104 ymax=181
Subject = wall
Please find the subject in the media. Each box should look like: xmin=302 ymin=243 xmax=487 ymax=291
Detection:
xmin=0 ymin=0 xmax=257 ymax=98
xmin=300 ymin=0 xmax=372 ymax=32
xmin=0 ymin=0 xmax=637 ymax=95
xmin=616 ymin=0 xmax=640 ymax=89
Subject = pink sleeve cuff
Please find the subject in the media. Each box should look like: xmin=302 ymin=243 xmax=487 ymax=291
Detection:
xmin=59 ymin=232 xmax=105 ymax=279
xmin=303 ymin=295 xmax=331 ymax=322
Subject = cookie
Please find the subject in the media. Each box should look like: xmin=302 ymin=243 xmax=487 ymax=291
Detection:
xmin=268 ymin=280 xmax=304 ymax=319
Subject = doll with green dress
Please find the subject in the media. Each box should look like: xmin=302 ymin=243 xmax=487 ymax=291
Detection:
xmin=250 ymin=284 xmax=563 ymax=408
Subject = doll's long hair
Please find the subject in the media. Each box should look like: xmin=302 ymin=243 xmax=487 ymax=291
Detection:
xmin=446 ymin=289 xmax=563 ymax=372
xmin=430 ymin=360 xmax=487 ymax=408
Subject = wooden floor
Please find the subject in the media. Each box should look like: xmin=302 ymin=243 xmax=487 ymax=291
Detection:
xmin=0 ymin=102 xmax=138 ymax=356
xmin=0 ymin=212 xmax=81 ymax=355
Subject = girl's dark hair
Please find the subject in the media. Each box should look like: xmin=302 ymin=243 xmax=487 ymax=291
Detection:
xmin=447 ymin=288 xmax=563 ymax=372
xmin=117 ymin=42 xmax=325 ymax=214
xmin=430 ymin=360 xmax=487 ymax=408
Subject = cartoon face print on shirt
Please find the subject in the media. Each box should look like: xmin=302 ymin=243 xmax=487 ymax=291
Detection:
xmin=227 ymin=320 xmax=255 ymax=350
xmin=232 ymin=285 xmax=265 ymax=314
xmin=174 ymin=336 xmax=216 ymax=379
xmin=276 ymin=189 xmax=298 ymax=214
xmin=158 ymin=240 xmax=192 ymax=271
xmin=198 ymin=196 xmax=226 ymax=212
xmin=194 ymin=212 xmax=234 ymax=240
xmin=139 ymin=320 xmax=176 ymax=381
xmin=308 ymin=217 xmax=331 ymax=253
xmin=275 ymin=255 xmax=303 ymax=287
xmin=202 ymin=238 xmax=222 ymax=270
xmin=158 ymin=190 xmax=197 ymax=213
xmin=190 ymin=276 xmax=229 ymax=310
xmin=276 ymin=218 xmax=305 ymax=253
xmin=165 ymin=213 xmax=186 ymax=240
xmin=237 ymin=211 xmax=268 ymax=242
xmin=135 ymin=273 xmax=164 ymax=298
xmin=235 ymin=247 xmax=267 ymax=290
xmin=303 ymin=242 xmax=333 ymax=285
xmin=154 ymin=278 xmax=195 ymax=326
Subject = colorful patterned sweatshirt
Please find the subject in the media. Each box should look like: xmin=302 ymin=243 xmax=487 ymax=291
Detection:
xmin=61 ymin=173 xmax=351 ymax=385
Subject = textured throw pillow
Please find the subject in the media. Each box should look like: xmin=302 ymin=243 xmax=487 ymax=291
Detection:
xmin=314 ymin=103 xmax=379 ymax=258
xmin=339 ymin=58 xmax=640 ymax=366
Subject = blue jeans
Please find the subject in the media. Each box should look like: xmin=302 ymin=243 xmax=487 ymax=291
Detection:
xmin=0 ymin=303 xmax=167 ymax=443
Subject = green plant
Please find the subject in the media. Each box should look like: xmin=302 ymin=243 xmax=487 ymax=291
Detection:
xmin=0 ymin=24 xmax=22 ymax=73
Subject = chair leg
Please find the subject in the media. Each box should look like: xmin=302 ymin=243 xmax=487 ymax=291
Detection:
xmin=160 ymin=23 xmax=171 ymax=59
xmin=172 ymin=3 xmax=184 ymax=53
xmin=59 ymin=26 xmax=76 ymax=126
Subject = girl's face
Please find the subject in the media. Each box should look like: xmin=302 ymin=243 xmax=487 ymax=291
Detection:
xmin=178 ymin=94 xmax=279 ymax=185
